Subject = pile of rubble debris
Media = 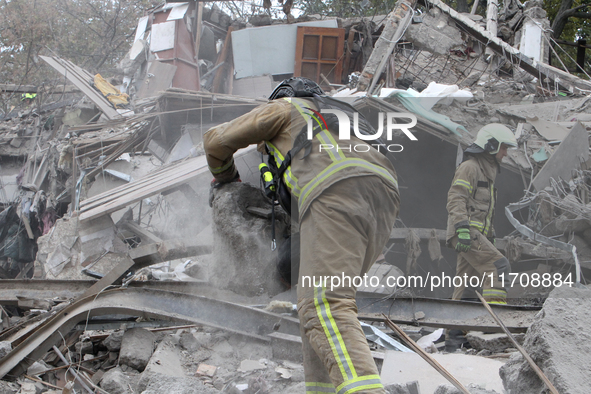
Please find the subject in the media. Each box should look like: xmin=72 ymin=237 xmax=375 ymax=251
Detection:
xmin=1 ymin=0 xmax=591 ymax=392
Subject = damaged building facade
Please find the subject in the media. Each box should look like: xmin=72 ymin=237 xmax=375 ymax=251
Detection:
xmin=1 ymin=0 xmax=591 ymax=393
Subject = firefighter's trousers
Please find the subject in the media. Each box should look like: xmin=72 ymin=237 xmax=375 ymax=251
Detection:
xmin=450 ymin=228 xmax=510 ymax=304
xmin=297 ymin=176 xmax=399 ymax=394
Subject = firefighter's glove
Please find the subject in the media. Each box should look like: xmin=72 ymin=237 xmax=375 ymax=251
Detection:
xmin=209 ymin=172 xmax=241 ymax=208
xmin=455 ymin=227 xmax=471 ymax=253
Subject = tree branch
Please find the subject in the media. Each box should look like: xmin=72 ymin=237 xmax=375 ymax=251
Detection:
xmin=571 ymin=11 xmax=591 ymax=18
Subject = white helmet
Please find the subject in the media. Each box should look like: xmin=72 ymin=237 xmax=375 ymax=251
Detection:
xmin=466 ymin=123 xmax=517 ymax=155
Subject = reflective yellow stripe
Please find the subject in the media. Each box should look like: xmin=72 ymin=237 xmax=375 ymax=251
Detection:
xmin=453 ymin=179 xmax=473 ymax=192
xmin=318 ymin=130 xmax=346 ymax=161
xmin=483 ymin=289 xmax=507 ymax=295
xmin=484 ymin=183 xmax=494 ymax=236
xmin=488 ymin=300 xmax=507 ymax=305
xmin=306 ymin=382 xmax=336 ymax=393
xmin=469 ymin=220 xmax=484 ymax=230
xmin=209 ymin=158 xmax=234 ymax=175
xmin=265 ymin=141 xmax=301 ymax=197
xmin=299 ymin=158 xmax=398 ymax=213
xmin=317 ymin=132 xmax=339 ymax=162
xmin=314 ymin=286 xmax=356 ymax=381
xmin=285 ymin=97 xmax=345 ymax=161
xmin=336 ymin=375 xmax=383 ymax=394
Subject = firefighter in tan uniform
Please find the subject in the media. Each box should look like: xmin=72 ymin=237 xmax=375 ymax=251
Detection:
xmin=446 ymin=124 xmax=517 ymax=305
xmin=204 ymin=78 xmax=400 ymax=394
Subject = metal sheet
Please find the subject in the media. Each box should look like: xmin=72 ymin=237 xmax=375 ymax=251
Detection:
xmin=135 ymin=16 xmax=149 ymax=42
xmin=151 ymin=21 xmax=176 ymax=52
xmin=232 ymin=20 xmax=338 ymax=79
xmin=357 ymin=295 xmax=539 ymax=333
xmin=167 ymin=3 xmax=189 ymax=20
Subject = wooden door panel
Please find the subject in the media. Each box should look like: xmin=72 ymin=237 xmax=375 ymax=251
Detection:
xmin=294 ymin=26 xmax=345 ymax=87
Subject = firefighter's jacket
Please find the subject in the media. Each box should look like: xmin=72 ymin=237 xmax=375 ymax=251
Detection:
xmin=446 ymin=153 xmax=498 ymax=242
xmin=203 ymin=97 xmax=399 ymax=220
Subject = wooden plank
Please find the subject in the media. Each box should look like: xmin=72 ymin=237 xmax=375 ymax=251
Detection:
xmin=80 ymin=155 xmax=209 ymax=210
xmin=79 ymin=145 xmax=256 ymax=222
xmin=81 ymin=165 xmax=211 ymax=219
xmin=40 ymin=56 xmax=120 ymax=119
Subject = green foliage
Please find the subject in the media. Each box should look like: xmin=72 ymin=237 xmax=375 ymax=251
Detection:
xmin=0 ymin=0 xmax=159 ymax=87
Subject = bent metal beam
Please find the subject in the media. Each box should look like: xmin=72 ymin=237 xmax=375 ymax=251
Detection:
xmin=0 ymin=288 xmax=300 ymax=380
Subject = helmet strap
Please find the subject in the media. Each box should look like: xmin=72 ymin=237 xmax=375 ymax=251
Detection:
xmin=484 ymin=137 xmax=499 ymax=154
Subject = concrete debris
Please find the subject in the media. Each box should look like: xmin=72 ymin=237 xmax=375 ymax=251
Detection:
xmin=0 ymin=342 xmax=11 ymax=359
xmin=466 ymin=332 xmax=524 ymax=353
xmin=500 ymin=285 xmax=591 ymax=394
xmin=103 ymin=330 xmax=124 ymax=352
xmin=100 ymin=367 xmax=137 ymax=394
xmin=405 ymin=8 xmax=464 ymax=56
xmin=210 ymin=182 xmax=288 ymax=297
xmin=3 ymin=0 xmax=591 ymax=391
xmin=0 ymin=380 xmax=18 ymax=393
xmin=119 ymin=328 xmax=156 ymax=372
xmin=139 ymin=373 xmax=219 ymax=394
xmin=384 ymin=380 xmax=422 ymax=394
xmin=433 ymin=384 xmax=499 ymax=393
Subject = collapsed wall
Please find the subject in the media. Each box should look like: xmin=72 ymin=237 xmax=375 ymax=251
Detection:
xmin=499 ymin=285 xmax=591 ymax=394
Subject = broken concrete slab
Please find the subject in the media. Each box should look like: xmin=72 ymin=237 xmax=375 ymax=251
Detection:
xmin=532 ymin=122 xmax=589 ymax=191
xmin=466 ymin=331 xmax=525 ymax=353
xmin=499 ymin=285 xmax=591 ymax=394
xmin=119 ymin=328 xmax=156 ymax=372
xmin=434 ymin=384 xmax=500 ymax=393
xmin=381 ymin=351 xmax=505 ymax=393
xmin=138 ymin=373 xmax=219 ymax=394
xmin=405 ymin=7 xmax=463 ymax=56
xmin=384 ymin=381 xmax=422 ymax=394
xmin=143 ymin=337 xmax=184 ymax=378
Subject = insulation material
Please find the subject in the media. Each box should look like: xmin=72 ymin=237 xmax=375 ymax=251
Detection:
xmin=93 ymin=74 xmax=129 ymax=108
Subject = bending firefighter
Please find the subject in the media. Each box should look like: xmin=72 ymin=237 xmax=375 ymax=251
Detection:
xmin=446 ymin=123 xmax=517 ymax=305
xmin=204 ymin=77 xmax=400 ymax=394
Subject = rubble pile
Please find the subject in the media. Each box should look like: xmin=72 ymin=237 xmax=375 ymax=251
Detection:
xmin=1 ymin=0 xmax=591 ymax=392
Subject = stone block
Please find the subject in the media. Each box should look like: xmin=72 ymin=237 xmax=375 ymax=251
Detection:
xmin=466 ymin=331 xmax=524 ymax=353
xmin=100 ymin=367 xmax=130 ymax=394
xmin=119 ymin=328 xmax=155 ymax=372
xmin=103 ymin=330 xmax=124 ymax=351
